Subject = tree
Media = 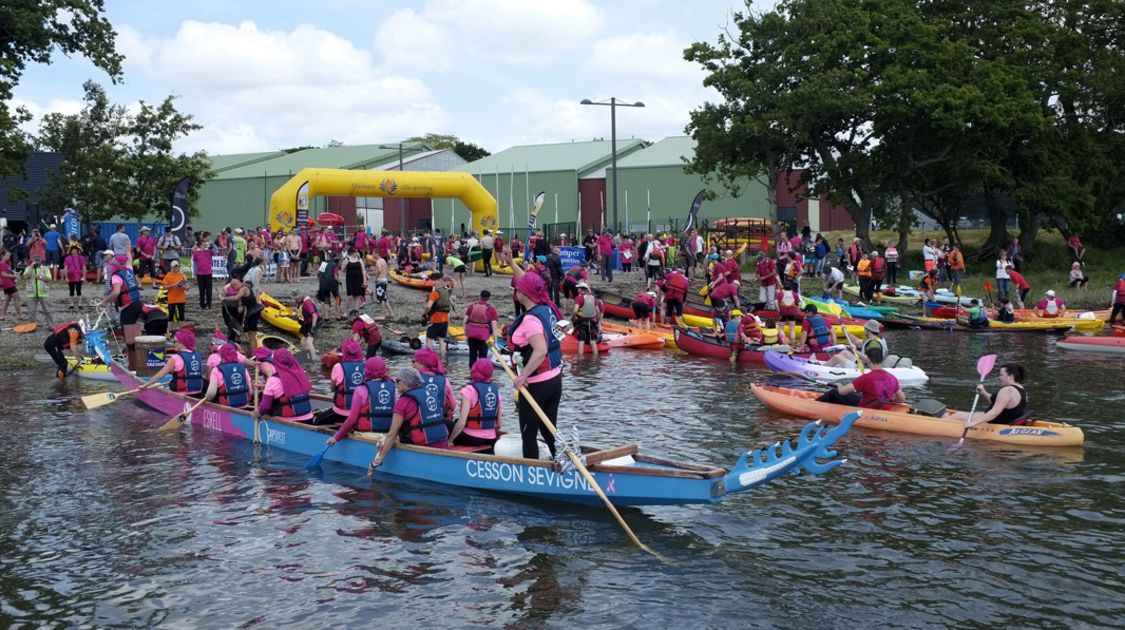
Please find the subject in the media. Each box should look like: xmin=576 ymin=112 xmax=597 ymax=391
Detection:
xmin=406 ymin=132 xmax=490 ymax=162
xmin=37 ymin=81 xmax=214 ymax=224
xmin=0 ymin=0 xmax=123 ymax=178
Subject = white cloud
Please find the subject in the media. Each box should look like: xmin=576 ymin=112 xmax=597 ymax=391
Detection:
xmin=8 ymin=96 xmax=86 ymax=135
xmin=583 ymin=32 xmax=704 ymax=83
xmin=374 ymin=9 xmax=453 ymax=72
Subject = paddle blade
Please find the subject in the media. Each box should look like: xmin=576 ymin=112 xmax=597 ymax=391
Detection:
xmin=81 ymin=392 xmax=120 ymax=410
xmin=976 ymin=354 xmax=998 ymax=380
xmin=947 ymin=437 xmax=966 ymax=454
xmin=983 ymin=280 xmax=993 ymax=292
xmin=306 ymin=445 xmax=330 ymax=470
xmin=157 ymin=414 xmax=185 ymax=431
xmin=13 ymin=323 xmax=38 ymax=334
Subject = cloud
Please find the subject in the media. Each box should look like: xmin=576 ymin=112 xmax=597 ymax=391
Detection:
xmin=8 ymin=96 xmax=86 ymax=135
xmin=374 ymin=9 xmax=453 ymax=72
xmin=583 ymin=32 xmax=704 ymax=83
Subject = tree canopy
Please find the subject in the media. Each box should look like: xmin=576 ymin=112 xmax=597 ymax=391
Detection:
xmin=406 ymin=133 xmax=491 ymax=162
xmin=685 ymin=0 xmax=1125 ymax=254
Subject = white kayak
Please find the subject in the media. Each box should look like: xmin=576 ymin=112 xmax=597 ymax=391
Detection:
xmin=763 ymin=351 xmax=930 ymax=386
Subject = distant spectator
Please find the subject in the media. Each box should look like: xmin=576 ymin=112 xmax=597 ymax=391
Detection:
xmin=1067 ymin=233 xmax=1085 ymax=264
xmin=1110 ymin=273 xmax=1125 ymax=326
xmin=1068 ymin=261 xmax=1089 ymax=290
xmin=995 ymin=250 xmax=1013 ymax=301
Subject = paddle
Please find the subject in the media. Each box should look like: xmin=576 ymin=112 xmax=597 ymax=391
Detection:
xmin=82 ymin=387 xmax=141 ymax=410
xmin=159 ymin=398 xmax=206 ymax=432
xmin=983 ymin=280 xmax=994 ymax=307
xmin=306 ymin=444 xmax=330 ymax=470
xmin=2 ymin=322 xmax=38 ymax=333
xmin=487 ymin=344 xmax=661 ymax=559
xmin=948 ymin=354 xmax=998 ymax=453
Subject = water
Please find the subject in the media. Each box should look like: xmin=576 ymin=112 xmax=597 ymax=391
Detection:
xmin=1 ymin=330 xmax=1123 ymax=628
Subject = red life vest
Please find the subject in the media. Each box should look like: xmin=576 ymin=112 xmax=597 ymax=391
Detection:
xmin=871 ymin=257 xmax=886 ymax=281
xmin=356 ymin=320 xmax=382 ymax=345
xmin=664 ymin=272 xmax=688 ymax=302
xmin=51 ymin=322 xmax=82 ymax=348
xmin=466 ymin=383 xmax=500 ymax=431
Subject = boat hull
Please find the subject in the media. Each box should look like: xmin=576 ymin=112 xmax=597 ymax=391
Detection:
xmin=1057 ymin=336 xmax=1125 ymax=354
xmin=762 ymin=351 xmax=929 ymax=386
xmin=674 ymin=327 xmax=829 ymax=364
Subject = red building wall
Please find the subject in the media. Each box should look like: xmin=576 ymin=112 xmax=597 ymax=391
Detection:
xmin=578 ymin=178 xmax=606 ymax=232
xmin=775 ymin=170 xmax=854 ymax=233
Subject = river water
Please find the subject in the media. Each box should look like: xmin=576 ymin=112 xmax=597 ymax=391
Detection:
xmin=1 ymin=330 xmax=1122 ymax=628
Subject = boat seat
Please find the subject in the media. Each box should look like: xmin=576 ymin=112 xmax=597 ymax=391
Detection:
xmin=910 ymin=398 xmax=947 ymax=417
xmin=449 ymin=444 xmax=492 ymax=453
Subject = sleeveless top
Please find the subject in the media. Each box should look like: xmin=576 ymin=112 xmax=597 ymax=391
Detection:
xmin=987 ymin=385 xmax=1027 ymax=425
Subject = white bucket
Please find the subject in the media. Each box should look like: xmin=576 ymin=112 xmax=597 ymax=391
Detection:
xmin=494 ymin=433 xmax=552 ymax=460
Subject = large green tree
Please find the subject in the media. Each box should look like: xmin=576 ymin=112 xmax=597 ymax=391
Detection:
xmin=37 ymin=81 xmax=213 ymax=223
xmin=406 ymin=132 xmax=490 ymax=162
xmin=0 ymin=0 xmax=122 ymax=178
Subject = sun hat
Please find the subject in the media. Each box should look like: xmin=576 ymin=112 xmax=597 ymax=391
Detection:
xmin=864 ymin=319 xmax=882 ymax=334
xmin=576 ymin=281 xmax=590 ymax=290
xmin=1046 ymin=289 xmax=1056 ymax=297
xmin=730 ymin=309 xmax=744 ymax=316
xmin=140 ymin=226 xmax=150 ymax=232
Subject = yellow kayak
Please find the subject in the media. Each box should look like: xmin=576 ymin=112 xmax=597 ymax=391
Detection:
xmin=685 ymin=312 xmax=868 ymax=341
xmin=473 ymin=256 xmax=524 ymax=275
xmin=913 ymin=315 xmax=1102 ymax=332
xmin=260 ymin=292 xmax=303 ymax=338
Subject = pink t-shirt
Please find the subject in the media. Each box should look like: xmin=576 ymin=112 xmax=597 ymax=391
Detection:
xmin=137 ymin=235 xmax=156 ymax=257
xmin=0 ymin=261 xmax=15 ymax=290
xmin=460 ymin=383 xmax=500 ymax=440
xmin=511 ymin=315 xmax=562 ymax=384
xmin=193 ymin=248 xmax=213 ymax=275
xmin=259 ymin=375 xmax=314 ymax=421
xmin=852 ymin=369 xmax=900 ymax=408
xmin=597 ymin=234 xmax=614 ymax=256
xmin=206 ymin=351 xmax=246 ymax=372
xmin=64 ymin=254 xmax=85 ymax=281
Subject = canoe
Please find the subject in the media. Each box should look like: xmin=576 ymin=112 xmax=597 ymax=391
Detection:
xmin=1056 ymin=336 xmax=1125 ymax=354
xmin=843 ymin=284 xmax=920 ymax=305
xmin=750 ymin=383 xmax=1084 ymax=447
xmin=596 ymin=289 xmax=715 ymax=328
xmin=560 ymin=334 xmax=610 ymax=354
xmin=100 ymin=358 xmax=857 ymax=506
xmin=673 ymin=327 xmax=829 ymax=364
xmin=762 ymin=351 xmax=929 ymax=386
xmin=390 ymin=268 xmax=436 ymax=290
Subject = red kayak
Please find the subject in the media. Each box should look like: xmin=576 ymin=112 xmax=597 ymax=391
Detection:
xmin=595 ymin=289 xmax=666 ymax=323
xmin=1057 ymin=336 xmax=1125 ymax=354
xmin=1114 ymin=325 xmax=1125 ymax=337
xmin=673 ymin=327 xmax=828 ymax=364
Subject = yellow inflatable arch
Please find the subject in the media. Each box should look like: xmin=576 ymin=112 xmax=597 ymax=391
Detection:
xmin=268 ymin=168 xmax=497 ymax=234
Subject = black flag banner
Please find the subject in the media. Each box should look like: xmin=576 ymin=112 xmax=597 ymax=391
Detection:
xmin=682 ymin=189 xmax=705 ymax=234
xmin=169 ymin=176 xmax=191 ymax=239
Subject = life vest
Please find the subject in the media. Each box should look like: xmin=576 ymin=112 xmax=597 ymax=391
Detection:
xmin=919 ymin=276 xmax=935 ymax=292
xmin=577 ymin=295 xmax=600 ymax=320
xmin=170 ymin=351 xmax=203 ymax=393
xmin=359 ymin=379 xmax=396 ymax=432
xmin=465 ymin=302 xmax=493 ymax=339
xmin=50 ymin=322 xmax=82 ymax=348
xmin=467 ymin=382 xmax=500 ymax=431
xmin=403 ymin=382 xmax=450 ymax=446
xmin=216 ymin=362 xmax=250 ymax=408
xmin=114 ymin=268 xmax=141 ymax=307
xmin=432 ymin=286 xmax=451 ymax=313
xmin=781 ymin=290 xmax=797 ymax=307
xmin=664 ymin=272 xmax=688 ymax=301
xmin=1043 ymin=298 xmax=1061 ymax=315
xmin=356 ymin=320 xmax=382 ymax=345
xmin=334 ymin=360 xmax=366 ymax=409
xmin=871 ymin=257 xmax=886 ymax=280
xmin=857 ymin=259 xmax=872 ymax=277
xmin=724 ymin=319 xmax=741 ymax=344
xmin=968 ymin=306 xmax=989 ymax=326
xmin=863 ymin=337 xmax=887 ymax=357
xmin=266 ymin=377 xmax=311 ymax=418
xmin=508 ymin=304 xmax=563 ymax=377
xmin=806 ymin=315 xmax=832 ymax=349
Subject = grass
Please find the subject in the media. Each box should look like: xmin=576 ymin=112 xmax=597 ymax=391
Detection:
xmin=818 ymin=228 xmax=1124 ymax=310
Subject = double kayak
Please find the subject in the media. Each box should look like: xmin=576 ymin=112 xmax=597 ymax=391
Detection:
xmin=750 ymin=384 xmax=1084 ymax=447
xmin=673 ymin=327 xmax=829 ymax=364
xmin=390 ymin=268 xmax=436 ymax=290
xmin=763 ymin=351 xmax=930 ymax=386
xmin=259 ymin=292 xmax=303 ymax=337
xmin=1056 ymin=336 xmax=1125 ymax=354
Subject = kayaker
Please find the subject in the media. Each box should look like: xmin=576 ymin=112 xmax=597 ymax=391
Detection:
xmin=777 ymin=279 xmax=804 ymax=343
xmin=252 ymin=348 xmax=313 ymax=422
xmin=297 ymin=295 xmax=320 ymax=360
xmin=329 ymin=357 xmax=396 ymax=442
xmin=449 ymin=358 xmax=502 ymax=449
xmin=423 ymin=274 xmax=454 ymax=359
xmin=795 ymin=304 xmax=833 ymax=353
xmin=816 ymin=346 xmax=905 ymax=408
xmin=951 ymin=363 xmax=1029 ymax=426
xmin=139 ymin=328 xmax=203 ymax=396
xmin=98 ymin=253 xmax=144 ymax=369
xmin=826 ymin=319 xmax=886 ymax=368
xmin=822 ymin=265 xmax=845 ymax=301
xmin=203 ymin=343 xmax=253 ymax=409
xmin=725 ymin=309 xmax=764 ymax=363
xmin=997 ymin=298 xmax=1016 ymax=323
xmin=1036 ymin=290 xmax=1066 ymax=318
xmin=572 ymin=281 xmax=603 ymax=357
xmin=328 ymin=339 xmax=367 ymax=424
xmin=1110 ymin=273 xmax=1125 ymax=326
xmin=918 ymin=269 xmax=938 ymax=314
xmin=350 ymin=310 xmax=383 ymax=358
xmin=412 ymin=347 xmax=457 ymax=425
xmin=508 ymin=265 xmax=563 ymax=460
xmin=369 ymin=367 xmax=451 ymax=471
xmin=966 ymin=299 xmax=991 ymax=328
xmin=42 ymin=320 xmax=86 ymax=380
xmin=631 ymin=291 xmax=658 ymax=331
xmin=657 ymin=268 xmax=689 ymax=326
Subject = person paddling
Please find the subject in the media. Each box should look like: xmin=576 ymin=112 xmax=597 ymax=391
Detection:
xmin=966 ymin=298 xmax=990 ymax=328
xmin=826 ymin=319 xmax=886 ymax=368
xmin=203 ymin=343 xmax=253 ymax=409
xmin=139 ymin=328 xmax=203 ymax=396
xmin=816 ymin=346 xmax=905 ymax=408
xmin=412 ymin=347 xmax=457 ymax=427
xmin=368 ymin=367 xmax=451 ymax=471
xmin=326 ymin=339 xmax=366 ymax=424
xmin=951 ymin=363 xmax=1029 ymax=426
xmin=252 ymin=348 xmax=313 ymax=422
xmin=449 ymin=358 xmax=502 ymax=450
xmin=329 ymin=357 xmax=395 ymax=442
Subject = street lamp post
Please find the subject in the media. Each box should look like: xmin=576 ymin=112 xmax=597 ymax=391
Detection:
xmin=580 ymin=97 xmax=644 ymax=232
xmin=379 ymin=143 xmax=409 ymax=234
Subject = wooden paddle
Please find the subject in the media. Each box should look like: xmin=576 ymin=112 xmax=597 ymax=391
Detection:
xmin=82 ymin=387 xmax=141 ymax=410
xmin=487 ymin=345 xmax=662 ymax=559
xmin=159 ymin=398 xmax=206 ymax=431
xmin=948 ymin=354 xmax=998 ymax=453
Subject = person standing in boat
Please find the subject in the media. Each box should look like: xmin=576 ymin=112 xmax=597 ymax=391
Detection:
xmin=369 ymin=368 xmax=451 ymax=471
xmin=252 ymin=349 xmax=313 ymax=422
xmin=203 ymin=343 xmax=253 ymax=409
xmin=508 ymin=266 xmax=563 ymax=460
xmin=449 ymin=358 xmax=502 ymax=450
xmin=139 ymin=329 xmax=203 ymax=396
xmin=329 ymin=357 xmax=396 ymax=443
xmin=951 ymin=364 xmax=1029 ymax=426
xmin=412 ymin=347 xmax=457 ymax=427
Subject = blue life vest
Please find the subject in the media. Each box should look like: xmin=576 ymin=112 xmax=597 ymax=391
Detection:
xmin=420 ymin=374 xmax=448 ymax=419
xmin=724 ymin=319 xmax=741 ymax=344
xmin=217 ymin=362 xmax=250 ymax=408
xmin=509 ymin=304 xmax=562 ymax=376
xmin=170 ymin=351 xmax=203 ymax=393
xmin=403 ymin=382 xmax=450 ymax=445
xmin=115 ymin=268 xmax=142 ymax=306
xmin=806 ymin=315 xmax=832 ymax=349
xmin=361 ymin=379 xmax=396 ymax=432
xmin=467 ymin=382 xmax=500 ymax=431
xmin=334 ymin=360 xmax=365 ymax=409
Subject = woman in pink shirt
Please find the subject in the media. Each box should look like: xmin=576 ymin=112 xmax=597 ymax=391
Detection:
xmin=450 ymin=359 xmax=502 ymax=448
xmin=0 ymin=250 xmax=23 ymax=320
xmin=508 ymin=266 xmax=563 ymax=459
xmin=253 ymin=348 xmax=314 ymax=422
xmin=64 ymin=245 xmax=86 ymax=310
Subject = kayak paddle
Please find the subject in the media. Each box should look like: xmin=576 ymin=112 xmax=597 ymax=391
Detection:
xmin=306 ymin=444 xmax=331 ymax=470
xmin=948 ymin=354 xmax=998 ymax=453
xmin=159 ymin=398 xmax=206 ymax=432
xmin=82 ymin=387 xmax=142 ymax=410
xmin=983 ymin=280 xmax=994 ymax=307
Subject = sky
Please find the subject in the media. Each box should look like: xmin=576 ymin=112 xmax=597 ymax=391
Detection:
xmin=12 ymin=0 xmax=772 ymax=157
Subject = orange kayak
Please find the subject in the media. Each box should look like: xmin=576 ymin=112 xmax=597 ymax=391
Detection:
xmin=750 ymin=383 xmax=1084 ymax=447
xmin=604 ymin=332 xmax=666 ymax=350
xmin=560 ymin=334 xmax=610 ymax=354
xmin=601 ymin=322 xmax=677 ymax=349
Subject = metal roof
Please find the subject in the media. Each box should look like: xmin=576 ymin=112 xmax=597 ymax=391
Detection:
xmin=615 ymin=135 xmax=696 ymax=169
xmin=208 ymin=151 xmax=288 ymax=173
xmin=215 ymin=143 xmax=429 ymax=180
xmin=466 ymin=139 xmax=647 ymax=177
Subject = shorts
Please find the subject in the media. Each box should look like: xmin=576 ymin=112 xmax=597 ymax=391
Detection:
xmin=316 ymin=287 xmax=339 ymax=303
xmin=375 ymin=280 xmax=388 ymax=302
xmin=825 ymin=281 xmax=842 ymax=293
xmin=427 ymin=322 xmax=449 ymax=339
xmin=119 ymin=301 xmax=143 ymax=326
xmin=576 ymin=319 xmax=599 ymax=342
xmin=645 ymin=264 xmax=662 ymax=279
xmin=244 ymin=309 xmax=262 ymax=332
xmin=924 ymin=260 xmax=935 ymax=272
xmin=46 ymin=250 xmax=60 ymax=266
xmin=68 ymin=281 xmax=82 ymax=296
xmin=144 ymin=318 xmax=168 ymax=336
xmin=454 ymin=265 xmax=467 ymax=274
xmin=562 ymin=280 xmax=578 ymax=300
xmin=631 ymin=301 xmax=651 ymax=319
xmin=664 ymin=299 xmax=683 ymax=318
xmin=3 ymin=286 xmax=15 ymax=296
